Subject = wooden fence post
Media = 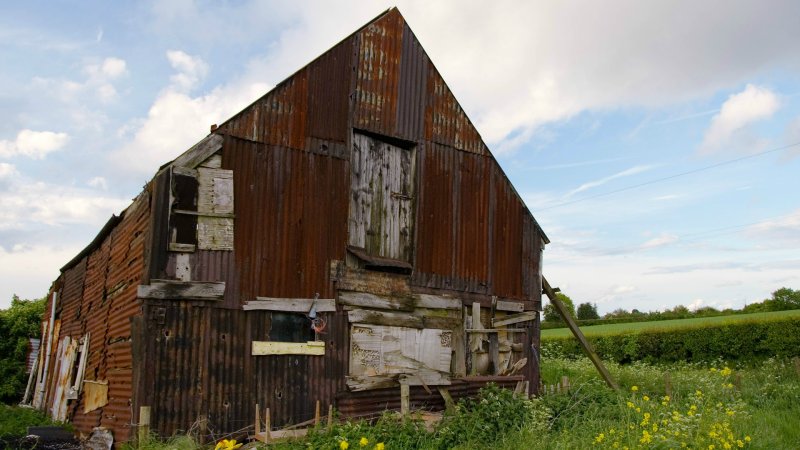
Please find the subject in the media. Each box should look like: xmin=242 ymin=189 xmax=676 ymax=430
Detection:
xmin=138 ymin=406 xmax=151 ymax=446
xmin=400 ymin=383 xmax=410 ymax=418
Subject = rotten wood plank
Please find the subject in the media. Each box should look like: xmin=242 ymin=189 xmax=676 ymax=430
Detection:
xmin=172 ymin=134 xmax=224 ymax=169
xmin=347 ymin=309 xmax=423 ymax=329
xmin=414 ymin=294 xmax=461 ymax=310
xmin=138 ymin=280 xmax=225 ymax=300
xmin=245 ymin=298 xmax=336 ymax=312
xmin=492 ymin=311 xmax=537 ymax=327
xmin=338 ymin=291 xmax=415 ymax=312
xmin=496 ymin=300 xmax=525 ymax=312
xmin=252 ymin=341 xmax=325 ymax=356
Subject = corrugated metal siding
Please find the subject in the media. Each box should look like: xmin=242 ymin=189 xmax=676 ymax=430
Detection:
xmin=352 ymin=8 xmax=403 ymax=136
xmin=307 ymin=36 xmax=354 ymax=143
xmin=222 ymin=70 xmax=308 ymax=151
xmin=490 ymin=163 xmax=525 ymax=299
xmin=424 ymin=67 xmax=486 ymax=155
xmin=222 ymin=136 xmax=349 ymax=301
xmin=40 ymin=191 xmax=150 ymax=442
xmin=395 ymin=23 xmax=428 ymax=142
xmin=336 ymin=377 xmax=521 ymax=418
xmin=139 ymin=304 xmax=349 ymax=435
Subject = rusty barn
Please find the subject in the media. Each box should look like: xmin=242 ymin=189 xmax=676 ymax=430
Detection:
xmin=28 ymin=8 xmax=549 ymax=444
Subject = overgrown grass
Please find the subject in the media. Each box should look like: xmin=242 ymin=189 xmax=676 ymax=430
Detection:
xmin=0 ymin=404 xmax=60 ymax=438
xmin=541 ymin=309 xmax=800 ymax=338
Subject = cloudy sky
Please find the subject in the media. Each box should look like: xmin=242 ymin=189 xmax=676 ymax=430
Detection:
xmin=2 ymin=1 xmax=799 ymax=313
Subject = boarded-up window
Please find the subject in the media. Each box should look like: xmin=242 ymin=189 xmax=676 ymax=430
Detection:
xmin=269 ymin=312 xmax=315 ymax=343
xmin=349 ymin=133 xmax=416 ymax=263
xmin=349 ymin=324 xmax=451 ymax=387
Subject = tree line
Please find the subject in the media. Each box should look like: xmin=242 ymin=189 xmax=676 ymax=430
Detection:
xmin=542 ymin=287 xmax=800 ymax=327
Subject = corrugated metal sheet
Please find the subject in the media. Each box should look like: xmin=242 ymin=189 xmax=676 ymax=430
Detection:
xmin=336 ymin=377 xmax=522 ymax=418
xmin=139 ymin=304 xmax=349 ymax=435
xmin=40 ymin=191 xmax=150 ymax=442
xmin=396 ymin=23 xmax=428 ymax=142
xmin=222 ymin=135 xmax=349 ymax=301
xmin=490 ymin=162 xmax=525 ymax=299
xmin=352 ymin=9 xmax=403 ymax=136
xmin=307 ymin=36 xmax=354 ymax=143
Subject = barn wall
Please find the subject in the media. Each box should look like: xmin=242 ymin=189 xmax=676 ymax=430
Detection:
xmin=38 ymin=190 xmax=150 ymax=442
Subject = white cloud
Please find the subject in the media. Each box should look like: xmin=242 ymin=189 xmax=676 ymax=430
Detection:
xmin=567 ymin=165 xmax=653 ymax=198
xmin=87 ymin=176 xmax=108 ymax=190
xmin=785 ymin=116 xmax=800 ymax=159
xmin=0 ymin=163 xmax=17 ymax=179
xmin=700 ymin=84 xmax=780 ymax=153
xmin=167 ymin=50 xmax=209 ymax=92
xmin=688 ymin=298 xmax=704 ymax=311
xmin=32 ymin=56 xmax=128 ymax=103
xmin=0 ymin=129 xmax=69 ymax=159
xmin=745 ymin=209 xmax=800 ymax=246
xmin=110 ymin=51 xmax=269 ymax=174
xmin=639 ymin=233 xmax=679 ymax=250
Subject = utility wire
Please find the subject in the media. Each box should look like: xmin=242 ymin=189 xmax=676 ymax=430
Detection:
xmin=537 ymin=141 xmax=800 ymax=212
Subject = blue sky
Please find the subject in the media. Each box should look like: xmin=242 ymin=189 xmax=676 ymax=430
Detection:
xmin=2 ymin=1 xmax=799 ymax=313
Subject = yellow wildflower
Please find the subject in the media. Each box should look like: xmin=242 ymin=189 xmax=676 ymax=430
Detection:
xmin=627 ymin=401 xmax=635 ymax=408
xmin=636 ymin=407 xmax=641 ymax=413
xmin=340 ymin=440 xmax=350 ymax=450
xmin=737 ymin=440 xmax=744 ymax=448
xmin=643 ymin=395 xmax=650 ymax=402
xmin=710 ymin=367 xmax=718 ymax=372
xmin=214 ymin=440 xmax=242 ymax=450
xmin=375 ymin=443 xmax=385 ymax=450
xmin=595 ymin=433 xmax=605 ymax=443
xmin=696 ymin=390 xmax=703 ymax=397
xmin=720 ymin=367 xmax=732 ymax=376
xmin=640 ymin=430 xmax=652 ymax=444
xmin=709 ymin=445 xmax=715 ymax=450
xmin=631 ymin=386 xmax=639 ymax=392
xmin=723 ymin=443 xmax=732 ymax=449
xmin=745 ymin=436 xmax=751 ymax=442
xmin=360 ymin=437 xmax=369 ymax=447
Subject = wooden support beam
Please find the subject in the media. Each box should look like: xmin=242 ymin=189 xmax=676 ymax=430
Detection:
xmin=400 ymin=383 xmax=410 ymax=417
xmin=438 ymin=388 xmax=455 ymax=412
xmin=252 ymin=341 xmax=325 ymax=356
xmin=496 ymin=300 xmax=525 ymax=312
xmin=347 ymin=309 xmax=423 ymax=329
xmin=338 ymin=291 xmax=415 ymax=311
xmin=138 ymin=280 xmax=224 ymax=301
xmin=172 ymin=134 xmax=224 ymax=169
xmin=542 ymin=276 xmax=618 ymax=390
xmin=488 ymin=334 xmax=500 ymax=375
xmin=138 ymin=406 xmax=151 ymax=444
xmin=245 ymin=298 xmax=336 ymax=312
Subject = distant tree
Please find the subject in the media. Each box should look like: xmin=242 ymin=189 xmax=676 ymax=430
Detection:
xmin=0 ymin=295 xmax=46 ymax=403
xmin=543 ymin=293 xmax=576 ymax=322
xmin=576 ymin=302 xmax=600 ymax=320
xmin=770 ymin=287 xmax=800 ymax=310
xmin=604 ymin=308 xmax=630 ymax=319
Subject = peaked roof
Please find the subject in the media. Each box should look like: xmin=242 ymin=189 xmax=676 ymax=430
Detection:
xmin=214 ymin=7 xmax=548 ymax=243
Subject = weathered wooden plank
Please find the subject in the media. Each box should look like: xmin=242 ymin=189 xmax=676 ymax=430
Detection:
xmin=245 ymin=298 xmax=336 ymax=312
xmin=83 ymin=380 xmax=108 ymax=413
xmin=168 ymin=243 xmax=196 ymax=252
xmin=137 ymin=280 xmax=225 ymax=300
xmin=421 ymin=316 xmax=461 ymax=330
xmin=415 ymin=294 xmax=461 ymax=310
xmin=496 ymin=300 xmax=525 ymax=312
xmin=251 ymin=341 xmax=325 ymax=356
xmin=466 ymin=328 xmax=527 ymax=333
xmin=338 ymin=291 xmax=415 ymax=311
xmin=488 ymin=334 xmax=499 ymax=375
xmin=345 ymin=372 xmax=451 ymax=391
xmin=172 ymin=166 xmax=198 ymax=177
xmin=199 ymin=153 xmax=222 ymax=169
xmin=173 ymin=209 xmax=235 ymax=218
xmin=348 ymin=309 xmax=423 ymax=328
xmin=172 ymin=134 xmax=224 ymax=169
xmin=197 ymin=216 xmax=234 ymax=250
xmin=492 ymin=311 xmax=537 ymax=327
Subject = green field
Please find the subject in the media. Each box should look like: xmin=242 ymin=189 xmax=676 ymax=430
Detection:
xmin=541 ymin=309 xmax=800 ymax=339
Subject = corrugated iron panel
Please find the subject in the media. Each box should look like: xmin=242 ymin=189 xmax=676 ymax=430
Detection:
xmin=140 ymin=304 xmax=349 ymax=436
xmin=336 ymin=377 xmax=521 ymax=418
xmin=424 ymin=65 xmax=487 ymax=155
xmin=412 ymin=143 xmax=490 ymax=293
xmin=59 ymin=257 xmax=87 ymax=337
xmin=222 ymin=136 xmax=349 ymax=302
xmin=490 ymin=163 xmax=525 ymax=299
xmin=353 ymin=8 xmax=403 ymax=136
xmin=396 ymin=22 xmax=428 ymax=142
xmin=221 ymin=70 xmax=308 ymax=151
xmin=306 ymin=36 xmax=354 ymax=143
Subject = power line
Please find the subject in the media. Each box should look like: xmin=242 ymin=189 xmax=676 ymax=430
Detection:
xmin=536 ymin=141 xmax=800 ymax=212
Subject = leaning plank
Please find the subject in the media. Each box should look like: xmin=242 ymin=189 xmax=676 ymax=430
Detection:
xmin=338 ymin=291 xmax=415 ymax=312
xmin=348 ymin=309 xmax=423 ymax=329
xmin=492 ymin=311 xmax=537 ymax=327
xmin=138 ymin=280 xmax=225 ymax=300
xmin=252 ymin=341 xmax=325 ymax=356
xmin=172 ymin=134 xmax=224 ymax=169
xmin=245 ymin=298 xmax=336 ymax=312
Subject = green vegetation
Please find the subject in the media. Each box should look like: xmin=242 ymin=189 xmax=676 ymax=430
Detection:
xmin=0 ymin=404 xmax=60 ymax=442
xmin=542 ymin=309 xmax=800 ymax=338
xmin=543 ymin=292 xmax=576 ymax=323
xmin=542 ymin=311 xmax=800 ymax=364
xmin=0 ymin=295 xmax=46 ymax=403
xmin=576 ymin=302 xmax=600 ymax=320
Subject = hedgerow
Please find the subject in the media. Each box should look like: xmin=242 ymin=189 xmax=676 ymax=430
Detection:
xmin=542 ymin=317 xmax=800 ymax=364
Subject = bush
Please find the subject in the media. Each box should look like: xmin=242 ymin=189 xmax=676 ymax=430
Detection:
xmin=0 ymin=296 xmax=46 ymax=403
xmin=542 ymin=317 xmax=800 ymax=364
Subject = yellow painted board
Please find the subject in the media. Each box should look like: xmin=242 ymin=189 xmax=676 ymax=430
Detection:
xmin=252 ymin=341 xmax=325 ymax=356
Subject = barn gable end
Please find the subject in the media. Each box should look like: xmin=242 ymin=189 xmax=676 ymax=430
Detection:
xmin=32 ymin=8 xmax=548 ymax=444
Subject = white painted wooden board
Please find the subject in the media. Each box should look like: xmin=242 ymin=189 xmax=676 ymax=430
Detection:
xmin=245 ymin=298 xmax=336 ymax=312
xmin=349 ymin=324 xmax=451 ymax=379
xmin=197 ymin=167 xmax=234 ymax=250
